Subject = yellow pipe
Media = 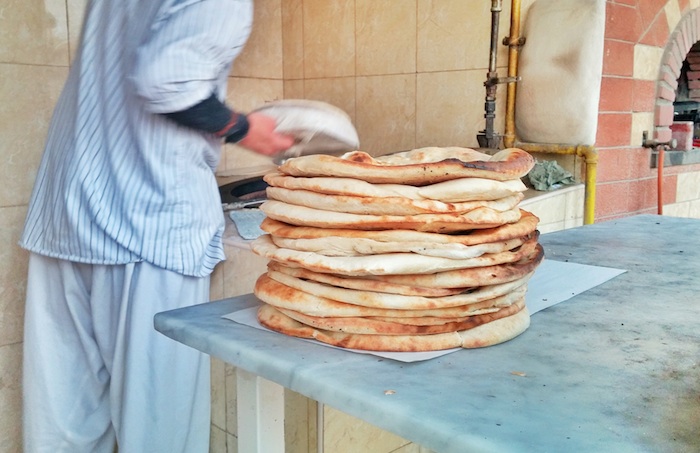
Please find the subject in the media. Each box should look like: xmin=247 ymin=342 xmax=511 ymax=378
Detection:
xmin=503 ymin=0 xmax=522 ymax=149
xmin=515 ymin=142 xmax=598 ymax=225
xmin=503 ymin=0 xmax=597 ymax=225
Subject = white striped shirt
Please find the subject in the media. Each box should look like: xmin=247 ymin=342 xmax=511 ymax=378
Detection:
xmin=20 ymin=0 xmax=253 ymax=277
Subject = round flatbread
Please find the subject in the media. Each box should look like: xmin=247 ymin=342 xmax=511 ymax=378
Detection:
xmin=269 ymin=231 xmax=532 ymax=259
xmin=264 ymin=173 xmax=527 ymax=202
xmin=257 ymin=303 xmax=531 ymax=351
xmin=250 ymin=233 xmax=539 ymax=276
xmin=276 ymin=299 xmax=526 ymax=335
xmin=267 ymin=262 xmax=468 ymax=297
xmin=260 ymin=210 xmax=539 ymax=245
xmin=376 ymin=243 xmax=544 ymax=288
xmin=254 ymin=273 xmax=526 ymax=318
xmin=260 ymin=200 xmax=522 ymax=232
xmin=266 ymin=187 xmax=524 ymax=216
xmin=277 ymin=147 xmax=535 ymax=185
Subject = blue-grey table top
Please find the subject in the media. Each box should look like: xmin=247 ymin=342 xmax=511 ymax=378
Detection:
xmin=155 ymin=215 xmax=700 ymax=453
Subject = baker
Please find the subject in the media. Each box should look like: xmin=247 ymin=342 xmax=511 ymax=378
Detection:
xmin=19 ymin=1 xmax=293 ymax=452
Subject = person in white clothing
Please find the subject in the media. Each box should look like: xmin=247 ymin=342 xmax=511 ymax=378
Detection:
xmin=20 ymin=1 xmax=293 ymax=451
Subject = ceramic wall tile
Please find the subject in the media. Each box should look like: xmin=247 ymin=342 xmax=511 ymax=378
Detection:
xmin=633 ymin=44 xmax=664 ymax=81
xmin=303 ymin=77 xmax=356 ymax=124
xmin=687 ymin=199 xmax=700 ymax=219
xmin=211 ymin=358 xmax=227 ymax=431
xmin=0 ymin=343 xmax=22 ymax=453
xmin=630 ymin=112 xmax=654 ymax=147
xmin=282 ymin=0 xmax=304 ymax=79
xmin=0 ymin=206 xmax=29 ymax=347
xmin=0 ymin=64 xmax=68 ymax=207
xmin=416 ymin=70 xmax=504 ymax=149
xmin=284 ymin=79 xmax=305 ymax=99
xmin=210 ymin=424 xmax=227 ymax=453
xmin=356 ymin=0 xmax=416 ymax=76
xmin=675 ymin=170 xmax=700 ymax=202
xmin=417 ymin=0 xmax=508 ymax=72
xmin=284 ymin=390 xmax=315 ymax=453
xmin=303 ymin=0 xmax=356 ymax=78
xmin=67 ymin=0 xmax=89 ymax=61
xmin=226 ymin=77 xmax=285 ymax=112
xmin=663 ymin=202 xmax=691 ymax=218
xmin=324 ymin=406 xmax=409 ymax=453
xmin=226 ymin=432 xmax=239 ymax=453
xmin=356 ymin=74 xmax=416 ymax=155
xmin=232 ymin=0 xmax=284 ymax=79
xmin=225 ymin=364 xmax=239 ymax=437
xmin=221 ymin=245 xmax=269 ymax=298
xmin=0 ymin=0 xmax=69 ymax=66
xmin=392 ymin=441 xmax=435 ymax=453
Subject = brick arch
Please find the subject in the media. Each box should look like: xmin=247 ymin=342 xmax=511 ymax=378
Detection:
xmin=653 ymin=8 xmax=700 ymax=143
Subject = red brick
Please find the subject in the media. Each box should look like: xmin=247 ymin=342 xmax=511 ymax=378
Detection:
xmin=655 ymin=126 xmax=673 ymax=143
xmin=639 ymin=13 xmax=669 ymax=47
xmin=679 ymin=0 xmax=691 ymax=14
xmin=596 ymin=148 xmax=634 ymax=182
xmin=627 ymin=178 xmax=656 ymax=212
xmin=596 ymin=113 xmax=632 ymax=147
xmin=632 ymin=79 xmax=657 ymax=112
xmin=598 ymin=77 xmax=635 ymax=112
xmin=686 ymin=70 xmax=700 ymax=80
xmin=688 ymin=79 xmax=700 ymax=90
xmin=606 ymin=3 xmax=643 ymax=42
xmin=639 ymin=0 xmax=670 ymax=31
xmin=660 ymin=66 xmax=679 ymax=90
xmin=602 ymin=40 xmax=634 ymax=77
xmin=671 ymin=121 xmax=694 ymax=150
xmin=657 ymin=83 xmax=675 ymax=102
xmin=627 ymin=147 xmax=656 ymax=180
xmin=655 ymin=102 xmax=675 ymax=126
xmin=595 ymin=182 xmax=630 ymax=218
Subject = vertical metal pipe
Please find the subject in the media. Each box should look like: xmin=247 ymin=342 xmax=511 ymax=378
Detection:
xmin=479 ymin=0 xmax=503 ymax=149
xmin=503 ymin=0 xmax=522 ymax=148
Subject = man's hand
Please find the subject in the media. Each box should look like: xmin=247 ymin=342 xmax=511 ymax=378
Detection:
xmin=238 ymin=112 xmax=295 ymax=156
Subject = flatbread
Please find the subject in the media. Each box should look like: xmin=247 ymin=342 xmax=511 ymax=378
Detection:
xmin=376 ymin=242 xmax=544 ymax=288
xmin=267 ymin=262 xmax=468 ymax=297
xmin=269 ymin=232 xmax=532 ymax=259
xmin=264 ymin=173 xmax=527 ymax=202
xmin=254 ymin=273 xmax=527 ymax=318
xmin=265 ymin=187 xmax=524 ymax=215
xmin=277 ymin=147 xmax=535 ymax=185
xmin=260 ymin=200 xmax=522 ymax=232
xmin=250 ymin=233 xmax=539 ymax=276
xmin=276 ymin=299 xmax=526 ymax=335
xmin=257 ymin=303 xmax=531 ymax=351
xmin=260 ymin=210 xmax=539 ymax=245
xmin=267 ymin=241 xmax=542 ymax=293
xmin=267 ymin=267 xmax=531 ymax=309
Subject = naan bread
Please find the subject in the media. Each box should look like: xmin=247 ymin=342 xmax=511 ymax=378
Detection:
xmin=270 ymin=232 xmax=532 ymax=259
xmin=375 ymin=243 xmax=544 ymax=288
xmin=276 ymin=299 xmax=526 ymax=335
xmin=260 ymin=210 xmax=539 ymax=245
xmin=254 ymin=273 xmax=526 ymax=318
xmin=257 ymin=303 xmax=531 ymax=351
xmin=250 ymin=233 xmax=539 ymax=276
xmin=266 ymin=187 xmax=523 ymax=215
xmin=260 ymin=200 xmax=522 ymax=232
xmin=277 ymin=147 xmax=535 ymax=185
xmin=264 ymin=172 xmax=527 ymax=202
xmin=267 ymin=262 xmax=467 ymax=296
xmin=266 ymin=268 xmax=531 ymax=309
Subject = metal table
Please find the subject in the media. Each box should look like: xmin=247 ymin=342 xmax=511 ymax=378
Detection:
xmin=155 ymin=215 xmax=700 ymax=452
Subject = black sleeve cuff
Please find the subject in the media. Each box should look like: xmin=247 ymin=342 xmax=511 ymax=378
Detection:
xmin=163 ymin=93 xmax=240 ymax=136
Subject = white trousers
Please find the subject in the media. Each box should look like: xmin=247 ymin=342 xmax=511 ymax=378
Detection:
xmin=23 ymin=253 xmax=211 ymax=453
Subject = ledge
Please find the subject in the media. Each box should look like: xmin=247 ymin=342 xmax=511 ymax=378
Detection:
xmin=650 ymin=148 xmax=700 ymax=168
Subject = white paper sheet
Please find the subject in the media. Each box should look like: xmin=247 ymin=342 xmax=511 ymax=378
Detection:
xmin=222 ymin=259 xmax=626 ymax=362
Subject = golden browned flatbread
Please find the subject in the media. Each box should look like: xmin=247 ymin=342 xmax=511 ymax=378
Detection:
xmin=276 ymin=299 xmax=526 ymax=335
xmin=265 ymin=186 xmax=523 ymax=216
xmin=254 ymin=273 xmax=526 ymax=318
xmin=277 ymin=147 xmax=535 ymax=185
xmin=260 ymin=200 xmax=521 ymax=232
xmin=376 ymin=242 xmax=544 ymax=288
xmin=267 ymin=262 xmax=468 ymax=297
xmin=257 ymin=303 xmax=531 ymax=351
xmin=264 ymin=172 xmax=528 ymax=202
xmin=250 ymin=233 xmax=539 ymax=276
xmin=266 ymin=268 xmax=531 ymax=309
xmin=260 ymin=210 xmax=539 ymax=245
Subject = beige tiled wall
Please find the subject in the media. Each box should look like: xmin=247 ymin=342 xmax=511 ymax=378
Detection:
xmin=0 ymin=1 xmax=87 ymax=451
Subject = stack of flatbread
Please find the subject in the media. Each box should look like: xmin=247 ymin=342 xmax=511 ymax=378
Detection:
xmin=250 ymin=147 xmax=543 ymax=352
